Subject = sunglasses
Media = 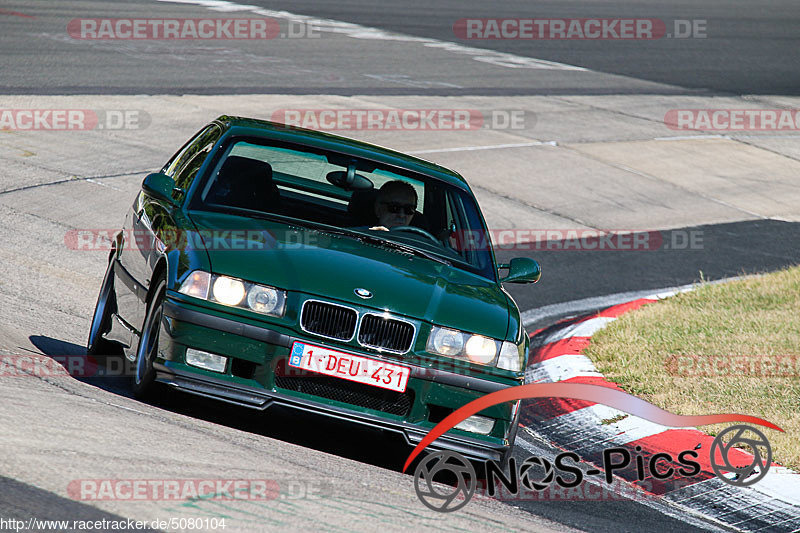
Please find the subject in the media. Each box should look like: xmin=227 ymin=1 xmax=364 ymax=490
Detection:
xmin=382 ymin=202 xmax=416 ymax=215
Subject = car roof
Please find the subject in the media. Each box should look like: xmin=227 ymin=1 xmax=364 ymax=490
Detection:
xmin=212 ymin=115 xmax=471 ymax=191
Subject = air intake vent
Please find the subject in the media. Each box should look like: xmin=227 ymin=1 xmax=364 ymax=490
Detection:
xmin=300 ymin=300 xmax=357 ymax=341
xmin=275 ymin=373 xmax=413 ymax=416
xmin=358 ymin=314 xmax=415 ymax=353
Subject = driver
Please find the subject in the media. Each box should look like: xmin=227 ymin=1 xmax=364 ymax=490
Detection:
xmin=370 ymin=180 xmax=418 ymax=231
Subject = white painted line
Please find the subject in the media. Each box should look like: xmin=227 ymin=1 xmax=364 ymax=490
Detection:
xmin=408 ymin=141 xmax=556 ymax=155
xmin=545 ymin=403 xmax=676 ymax=446
xmin=522 ymin=286 xmax=689 ymax=327
xmin=526 ymin=353 xmax=603 ymax=383
xmin=521 ymin=277 xmax=748 ymax=328
xmin=159 ymin=0 xmax=588 ymax=71
xmin=654 ymin=134 xmax=731 ymax=141
xmin=750 ymin=468 xmax=800 ymax=507
xmin=85 ymin=178 xmax=123 ymax=191
xmin=537 ymin=316 xmax=617 ymax=344
xmin=732 ymin=133 xmax=800 ymax=138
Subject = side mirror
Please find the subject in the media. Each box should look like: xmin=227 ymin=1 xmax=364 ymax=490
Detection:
xmin=499 ymin=257 xmax=541 ymax=284
xmin=142 ymin=173 xmax=177 ymax=206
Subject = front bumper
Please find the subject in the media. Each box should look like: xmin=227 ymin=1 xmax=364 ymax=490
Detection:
xmin=157 ymin=296 xmax=519 ymax=462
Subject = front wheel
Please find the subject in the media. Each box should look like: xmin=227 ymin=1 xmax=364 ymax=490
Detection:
xmin=132 ymin=277 xmax=166 ymax=400
xmin=87 ymin=258 xmax=123 ymax=359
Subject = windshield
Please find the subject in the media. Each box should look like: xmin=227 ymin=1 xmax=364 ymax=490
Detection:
xmin=189 ymin=137 xmax=496 ymax=280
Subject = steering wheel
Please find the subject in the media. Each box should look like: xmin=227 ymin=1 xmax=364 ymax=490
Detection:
xmin=390 ymin=225 xmax=439 ymax=243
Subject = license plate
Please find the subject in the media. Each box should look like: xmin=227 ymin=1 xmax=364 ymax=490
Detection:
xmin=287 ymin=341 xmax=411 ymax=393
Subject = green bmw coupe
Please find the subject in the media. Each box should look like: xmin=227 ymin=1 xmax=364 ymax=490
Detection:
xmin=87 ymin=116 xmax=540 ymax=462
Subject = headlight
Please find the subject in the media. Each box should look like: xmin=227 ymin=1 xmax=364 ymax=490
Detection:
xmin=247 ymin=285 xmax=283 ymax=315
xmin=428 ymin=327 xmax=464 ymax=356
xmin=464 ymin=335 xmax=497 ymax=364
xmin=497 ymin=340 xmax=525 ymax=371
xmin=178 ymin=271 xmax=210 ymax=299
xmin=426 ymin=326 xmax=499 ymax=366
xmin=212 ymin=276 xmax=245 ymax=306
xmin=179 ymin=270 xmax=286 ymax=317
xmin=426 ymin=326 xmax=525 ymax=369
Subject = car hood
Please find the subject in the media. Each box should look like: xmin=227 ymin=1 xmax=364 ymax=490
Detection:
xmin=188 ymin=211 xmax=510 ymax=339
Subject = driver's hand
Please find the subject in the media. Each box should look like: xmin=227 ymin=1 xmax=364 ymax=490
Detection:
xmin=368 ymin=225 xmax=390 ymax=231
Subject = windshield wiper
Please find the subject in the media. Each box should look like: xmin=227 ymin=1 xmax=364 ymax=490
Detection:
xmin=275 ymin=218 xmax=452 ymax=266
xmin=213 ymin=207 xmax=451 ymax=265
xmin=355 ymin=233 xmax=452 ymax=266
xmin=290 ymin=222 xmax=452 ymax=266
xmin=220 ymin=208 xmax=353 ymax=236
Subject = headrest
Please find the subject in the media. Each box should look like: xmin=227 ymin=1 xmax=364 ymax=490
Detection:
xmin=218 ymin=155 xmax=273 ymax=182
xmin=347 ymin=188 xmax=379 ymax=226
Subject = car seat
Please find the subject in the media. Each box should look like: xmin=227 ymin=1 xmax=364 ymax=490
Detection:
xmin=208 ymin=155 xmax=280 ymax=212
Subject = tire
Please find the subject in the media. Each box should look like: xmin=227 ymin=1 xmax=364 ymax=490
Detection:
xmin=87 ymin=258 xmax=124 ymax=360
xmin=132 ymin=277 xmax=166 ymax=401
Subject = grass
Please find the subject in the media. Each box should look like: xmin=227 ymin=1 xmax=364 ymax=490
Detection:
xmin=584 ymin=265 xmax=800 ymax=469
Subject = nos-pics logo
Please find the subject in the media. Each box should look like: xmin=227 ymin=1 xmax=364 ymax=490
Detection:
xmin=403 ymin=384 xmax=780 ymax=513
xmin=413 ymin=424 xmax=773 ymax=512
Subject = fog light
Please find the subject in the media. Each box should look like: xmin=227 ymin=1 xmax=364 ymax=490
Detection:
xmin=454 ymin=415 xmax=494 ymax=435
xmin=185 ymin=348 xmax=227 ymax=373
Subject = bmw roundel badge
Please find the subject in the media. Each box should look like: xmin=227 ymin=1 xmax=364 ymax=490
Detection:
xmin=354 ymin=288 xmax=373 ymax=299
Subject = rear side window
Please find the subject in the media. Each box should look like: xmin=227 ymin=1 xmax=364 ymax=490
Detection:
xmin=162 ymin=124 xmax=221 ymax=201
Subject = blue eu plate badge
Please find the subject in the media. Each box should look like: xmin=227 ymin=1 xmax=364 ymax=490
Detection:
xmin=290 ymin=342 xmax=305 ymax=366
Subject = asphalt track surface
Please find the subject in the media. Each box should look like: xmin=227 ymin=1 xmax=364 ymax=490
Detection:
xmin=1 ymin=0 xmax=799 ymax=531
xmin=3 ymin=0 xmax=800 ymax=95
xmin=498 ymin=219 xmax=800 ymax=318
xmin=249 ymin=0 xmax=800 ymax=95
